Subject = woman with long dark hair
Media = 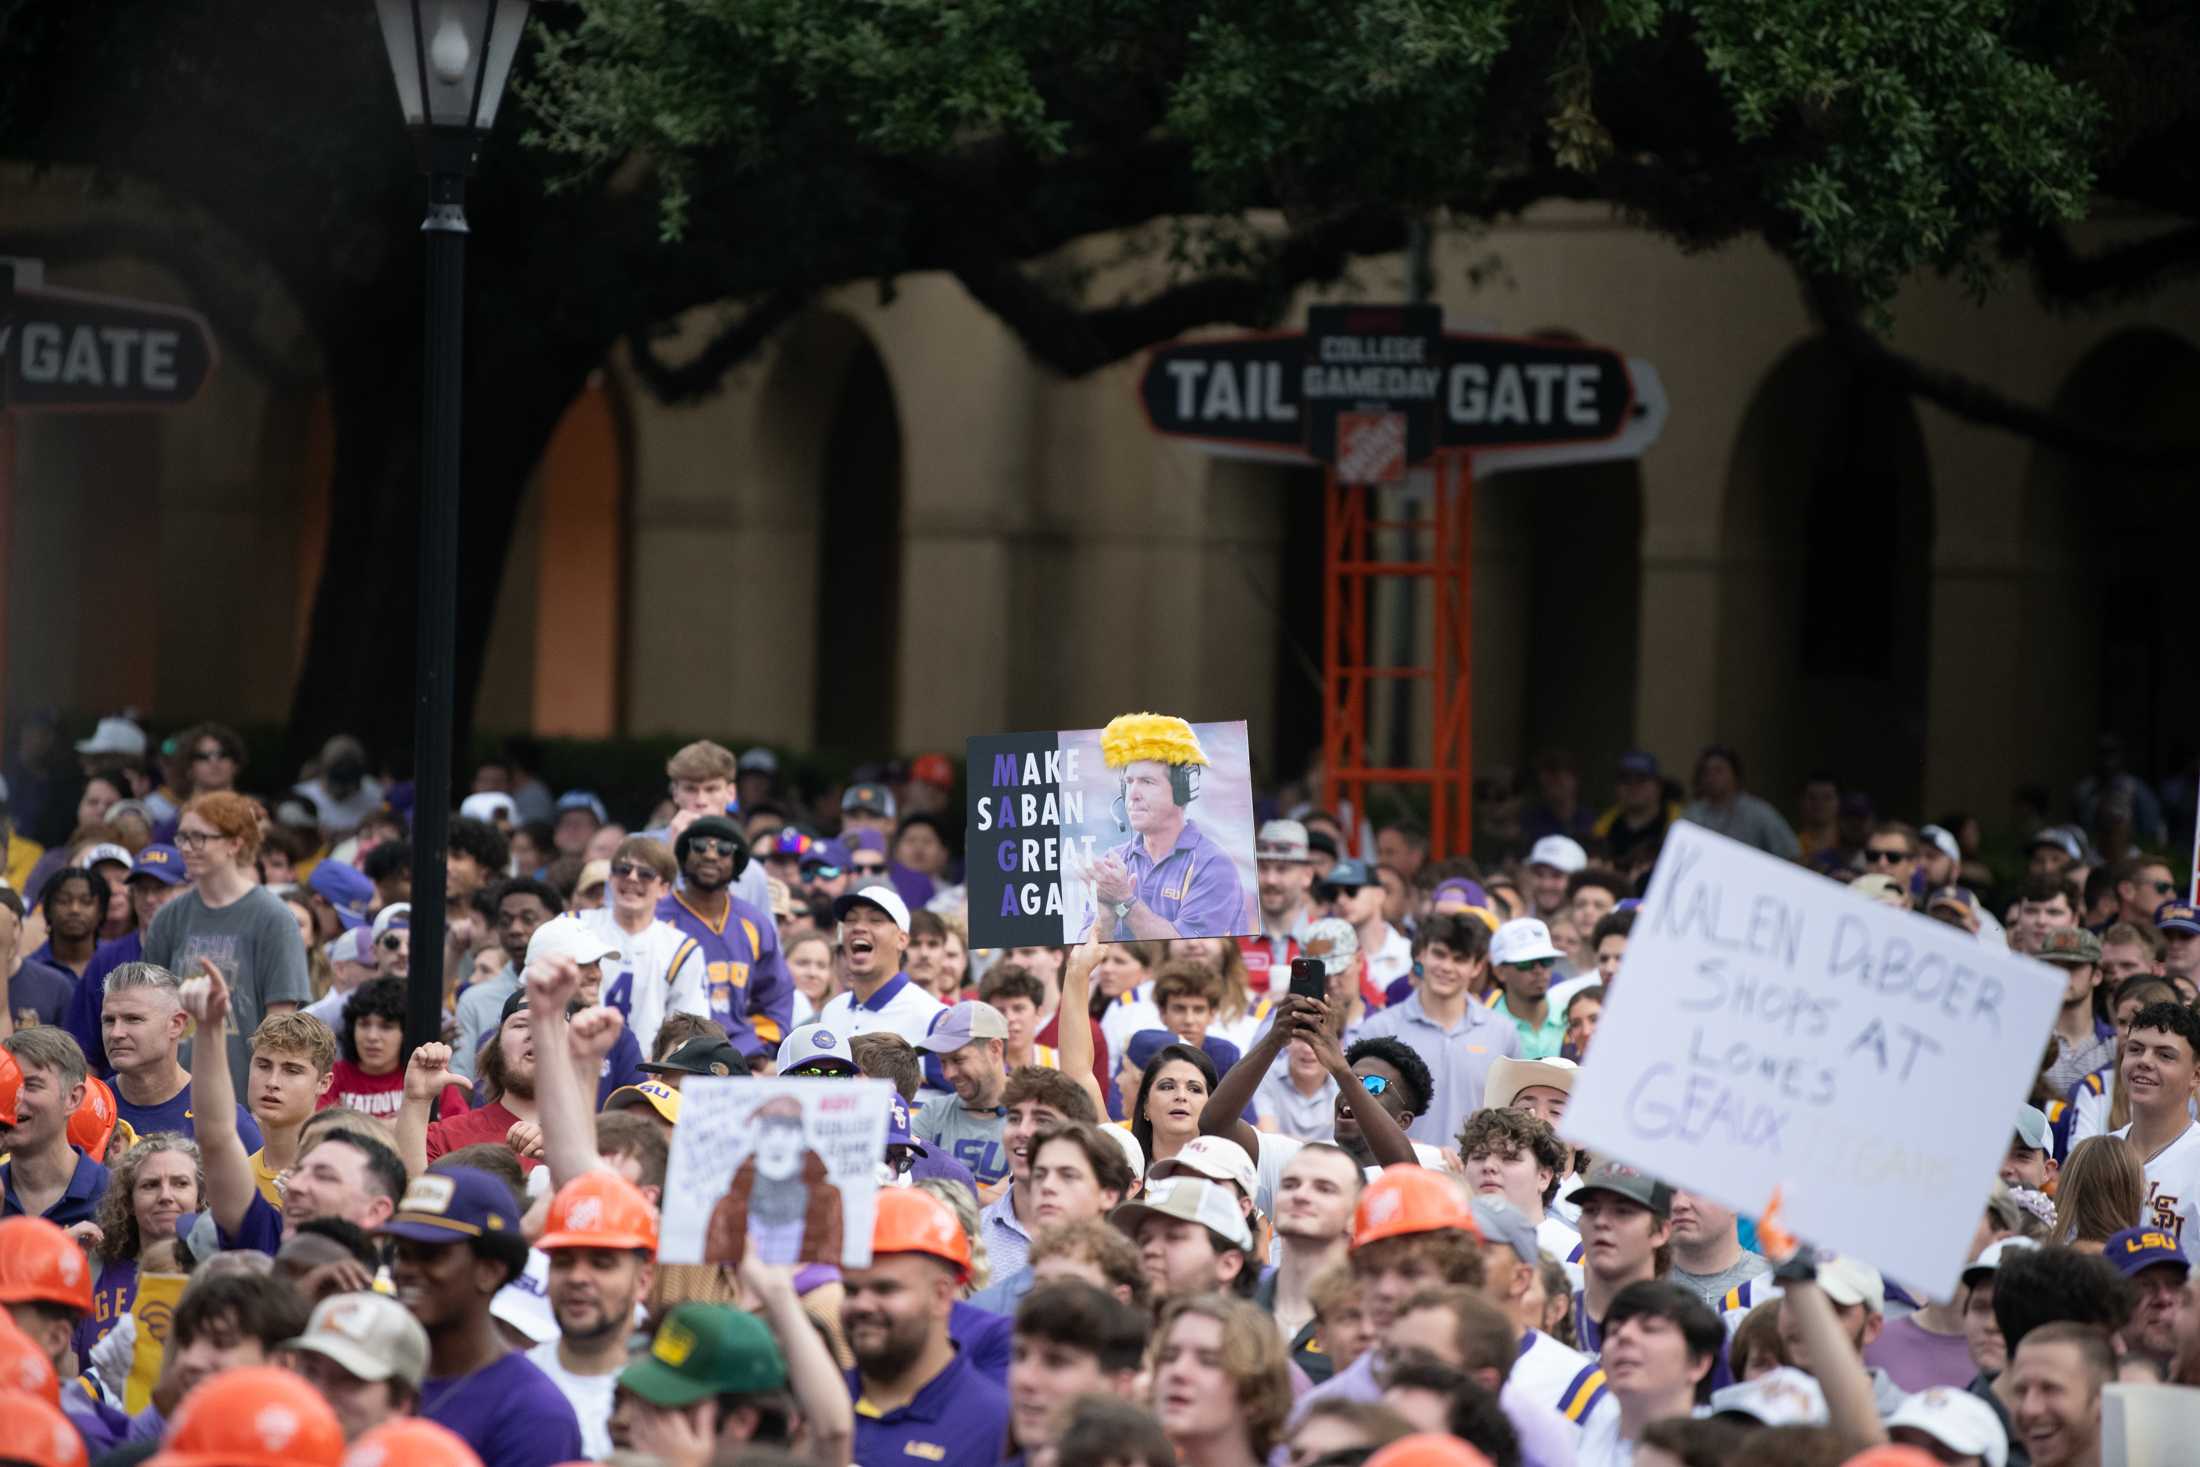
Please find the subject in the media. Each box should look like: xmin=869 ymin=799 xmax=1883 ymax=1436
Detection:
xmin=1129 ymin=1041 xmax=1217 ymax=1171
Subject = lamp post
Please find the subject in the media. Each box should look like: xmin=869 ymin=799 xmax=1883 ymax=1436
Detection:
xmin=376 ymin=0 xmax=535 ymax=1057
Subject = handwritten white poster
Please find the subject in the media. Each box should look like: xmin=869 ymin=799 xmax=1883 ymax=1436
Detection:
xmin=1564 ymin=822 xmax=2064 ymax=1298
xmin=658 ymin=1077 xmax=893 ymax=1268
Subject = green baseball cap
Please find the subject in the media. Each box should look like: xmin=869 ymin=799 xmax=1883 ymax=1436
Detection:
xmin=619 ymin=1304 xmax=787 ymax=1406
xmin=2036 ymin=927 xmax=2102 ymax=967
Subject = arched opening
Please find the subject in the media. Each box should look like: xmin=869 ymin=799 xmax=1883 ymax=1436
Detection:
xmin=811 ymin=336 xmax=903 ymax=753
xmin=474 ymin=372 xmax=631 ymax=736
xmin=2019 ymin=329 xmax=2200 ymax=808
xmin=1719 ymin=338 xmax=1933 ymax=815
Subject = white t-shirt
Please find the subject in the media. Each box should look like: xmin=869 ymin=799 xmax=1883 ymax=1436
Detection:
xmin=577 ymin=908 xmax=709 ymax=1063
xmin=1538 ymin=1213 xmax=1586 ymax=1289
xmin=1511 ymin=1328 xmax=1614 ymax=1435
xmin=1573 ymin=1410 xmax=1633 ymax=1467
xmin=525 ymin=1341 xmax=619 ymax=1460
xmin=1098 ymin=984 xmax=1164 ymax=1059
xmin=2114 ymin=1120 xmax=2200 ymax=1243
xmin=1252 ymin=1131 xmax=1449 ymax=1219
xmin=1366 ymin=925 xmax=1413 ymax=991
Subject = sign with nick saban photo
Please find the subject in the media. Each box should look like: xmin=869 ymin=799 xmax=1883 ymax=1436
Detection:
xmin=966 ymin=714 xmax=1258 ymax=948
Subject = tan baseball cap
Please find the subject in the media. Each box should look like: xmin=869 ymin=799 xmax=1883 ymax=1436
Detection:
xmin=282 ymin=1291 xmax=429 ymax=1387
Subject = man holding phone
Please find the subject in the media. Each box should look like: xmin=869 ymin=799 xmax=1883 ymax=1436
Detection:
xmin=1354 ymin=914 xmax=1522 ymax=1148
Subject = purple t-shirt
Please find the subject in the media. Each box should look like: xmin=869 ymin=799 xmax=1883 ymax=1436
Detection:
xmin=422 ymin=1350 xmax=584 ymax=1467
xmin=1863 ymin=1313 xmax=1977 ymax=1392
xmin=1079 ymin=817 xmax=1248 ymax=940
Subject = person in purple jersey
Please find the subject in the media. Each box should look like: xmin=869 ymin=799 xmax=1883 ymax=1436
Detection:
xmin=1080 ymin=714 xmax=1248 ymax=943
xmin=63 ymin=843 xmax=187 ymax=1075
xmin=100 ymin=961 xmax=262 ymax=1152
xmin=378 ymin=1164 xmax=584 ymax=1467
xmin=654 ymin=816 xmax=792 ymax=1057
xmin=843 ymin=1187 xmax=1010 ymax=1467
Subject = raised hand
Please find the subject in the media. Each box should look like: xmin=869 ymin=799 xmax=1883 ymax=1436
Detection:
xmin=179 ymin=957 xmax=231 ymax=1031
xmin=526 ymin=954 xmax=582 ymax=1016
xmin=404 ymin=1041 xmax=468 ymax=1102
xmin=506 ymin=1119 xmax=545 ymax=1159
xmin=567 ymin=1004 xmax=625 ymax=1064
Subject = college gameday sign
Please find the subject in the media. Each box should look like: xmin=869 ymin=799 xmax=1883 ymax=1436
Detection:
xmin=1138 ymin=303 xmax=1664 ymax=479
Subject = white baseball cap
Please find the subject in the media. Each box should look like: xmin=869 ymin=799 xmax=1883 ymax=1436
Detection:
xmin=75 ymin=843 xmax=133 ymax=871
xmin=1707 ymin=1366 xmax=1828 ymax=1427
xmin=1111 ymin=1175 xmax=1252 ymax=1252
xmin=833 ymin=884 xmax=911 ymax=934
xmin=460 ymin=791 xmax=517 ymax=824
xmin=1148 ymin=1135 xmax=1259 ymax=1202
xmin=1490 ymin=917 xmax=1565 ymax=966
xmin=75 ymin=715 xmax=147 ymax=758
xmin=525 ymin=912 xmax=623 ymax=968
xmin=1816 ymin=1255 xmax=1886 ymax=1315
xmin=371 ymin=902 xmax=411 ymax=939
xmin=1527 ymin=835 xmax=1587 ymax=874
xmin=1887 ymin=1387 xmax=2009 ymax=1467
xmin=1483 ymin=1055 xmax=1580 ymax=1111
xmin=1961 ymin=1235 xmax=2039 ymax=1287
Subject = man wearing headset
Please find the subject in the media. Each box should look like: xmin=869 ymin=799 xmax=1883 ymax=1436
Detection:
xmin=1079 ymin=714 xmax=1248 ymax=943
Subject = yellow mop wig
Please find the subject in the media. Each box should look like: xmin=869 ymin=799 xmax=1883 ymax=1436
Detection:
xmin=1100 ymin=713 xmax=1210 ymax=770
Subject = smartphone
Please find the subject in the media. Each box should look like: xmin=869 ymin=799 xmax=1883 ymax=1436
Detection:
xmin=1288 ymin=957 xmax=1327 ymax=1003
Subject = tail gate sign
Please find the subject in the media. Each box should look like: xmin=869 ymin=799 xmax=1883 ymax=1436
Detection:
xmin=1137 ymin=306 xmax=1661 ymax=472
xmin=2 ymin=283 xmax=218 ymax=412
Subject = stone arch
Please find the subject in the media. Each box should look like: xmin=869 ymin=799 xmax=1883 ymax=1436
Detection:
xmin=2016 ymin=328 xmax=2200 ymax=803
xmin=1717 ymin=337 xmax=1934 ymax=816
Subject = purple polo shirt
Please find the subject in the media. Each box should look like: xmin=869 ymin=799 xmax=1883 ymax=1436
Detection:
xmin=1082 ymin=817 xmax=1248 ymax=939
xmin=422 ymin=1349 xmax=584 ymax=1467
xmin=847 ymin=1341 xmax=1010 ymax=1467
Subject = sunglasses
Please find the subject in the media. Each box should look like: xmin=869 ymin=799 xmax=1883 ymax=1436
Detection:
xmin=2146 ymin=879 xmax=2178 ymax=895
xmin=378 ymin=933 xmax=407 ymax=951
xmin=803 ymin=864 xmax=844 ymax=880
xmin=785 ymin=1064 xmax=844 ymax=1078
xmin=686 ymin=837 xmax=738 ymax=856
xmin=1358 ymin=1074 xmax=1393 ymax=1097
xmin=1862 ymin=849 xmax=1911 ymax=865
xmin=608 ymin=861 xmax=658 ymax=882
xmin=852 ymin=863 xmax=889 ymax=877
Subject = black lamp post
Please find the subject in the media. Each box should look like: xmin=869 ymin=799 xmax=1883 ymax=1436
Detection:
xmin=376 ymin=0 xmax=535 ymax=1057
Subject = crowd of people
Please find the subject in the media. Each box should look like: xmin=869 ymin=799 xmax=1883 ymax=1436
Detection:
xmin=0 ymin=717 xmax=2197 ymax=1467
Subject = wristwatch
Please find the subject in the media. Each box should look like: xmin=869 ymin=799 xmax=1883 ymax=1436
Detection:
xmin=1112 ymin=898 xmax=1135 ymax=922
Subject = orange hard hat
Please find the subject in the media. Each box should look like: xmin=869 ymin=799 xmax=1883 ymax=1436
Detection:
xmin=536 ymin=1169 xmax=660 ymax=1252
xmin=0 ymin=1386 xmax=86 ymax=1467
xmin=340 ymin=1417 xmax=484 ymax=1467
xmin=1838 ymin=1450 xmax=1944 ymax=1467
xmin=69 ymin=1075 xmax=118 ymax=1162
xmin=0 ymin=1217 xmax=94 ymax=1314
xmin=869 ymin=1186 xmax=972 ymax=1279
xmin=0 ymin=1313 xmax=62 ymax=1404
xmin=1351 ymin=1165 xmax=1480 ymax=1250
xmin=146 ymin=1366 xmax=346 ymax=1467
xmin=1366 ymin=1435 xmax=1492 ymax=1467
xmin=0 ymin=1046 xmax=20 ymax=1127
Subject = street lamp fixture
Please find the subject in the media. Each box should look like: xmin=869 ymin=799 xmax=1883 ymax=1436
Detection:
xmin=375 ymin=0 xmax=535 ymax=1058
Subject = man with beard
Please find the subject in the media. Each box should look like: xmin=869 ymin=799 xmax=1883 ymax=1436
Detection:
xmin=2105 ymin=1225 xmax=2186 ymax=1361
xmin=452 ymin=877 xmax=564 ymax=1082
xmin=915 ymin=1001 xmax=1011 ymax=1185
xmin=842 ymin=1186 xmax=1009 ymax=1466
xmin=417 ymin=991 xmax=543 ymax=1167
xmin=380 ymin=1165 xmax=584 ymax=1467
xmin=530 ymin=1170 xmax=659 ymax=1457
xmin=656 ymin=815 xmax=792 ymax=1058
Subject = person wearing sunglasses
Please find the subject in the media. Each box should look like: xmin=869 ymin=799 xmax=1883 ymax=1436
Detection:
xmin=2111 ymin=856 xmax=2180 ymax=931
xmin=1858 ymin=824 xmax=1921 ymax=908
xmin=575 ymin=835 xmax=708 ymax=1064
xmin=1485 ymin=918 xmax=1570 ymax=1061
xmin=656 ymin=816 xmax=793 ymax=1062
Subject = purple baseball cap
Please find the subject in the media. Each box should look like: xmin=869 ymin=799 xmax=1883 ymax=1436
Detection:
xmin=126 ymin=844 xmax=186 ymax=888
xmin=373 ymin=1166 xmax=522 ymax=1245
xmin=307 ymin=860 xmax=374 ymax=929
xmin=1431 ymin=878 xmax=1489 ymax=911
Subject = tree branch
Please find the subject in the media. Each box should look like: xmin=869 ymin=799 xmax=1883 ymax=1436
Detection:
xmin=2022 ymin=222 xmax=2200 ymax=307
xmin=619 ymin=286 xmax=813 ymax=404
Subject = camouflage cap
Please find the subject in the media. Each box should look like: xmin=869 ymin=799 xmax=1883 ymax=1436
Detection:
xmin=2035 ymin=927 xmax=2101 ymax=967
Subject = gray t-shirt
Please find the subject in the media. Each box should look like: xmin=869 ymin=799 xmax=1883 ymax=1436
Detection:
xmin=1669 ymin=1249 xmax=1773 ymax=1309
xmin=144 ymin=885 xmax=313 ymax=1089
xmin=913 ymin=1095 xmax=1007 ymax=1185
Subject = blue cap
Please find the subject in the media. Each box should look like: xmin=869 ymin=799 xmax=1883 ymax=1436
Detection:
xmin=2155 ymin=900 xmax=2200 ymax=937
xmin=1126 ymin=1029 xmax=1182 ymax=1069
xmin=1319 ymin=859 xmax=1374 ymax=891
xmin=556 ymin=790 xmax=609 ymax=824
xmin=2105 ymin=1225 xmax=2189 ymax=1278
xmin=1616 ymin=749 xmax=1660 ymax=778
xmin=373 ymin=1166 xmax=522 ymax=1244
xmin=886 ymin=1092 xmax=926 ymax=1153
xmin=308 ymin=860 xmax=375 ymax=929
xmin=801 ymin=839 xmax=851 ymax=873
xmin=127 ymin=844 xmax=186 ymax=888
